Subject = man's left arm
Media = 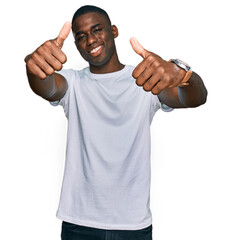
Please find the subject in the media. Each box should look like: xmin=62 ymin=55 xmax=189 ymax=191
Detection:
xmin=158 ymin=71 xmax=208 ymax=108
xmin=130 ymin=37 xmax=208 ymax=108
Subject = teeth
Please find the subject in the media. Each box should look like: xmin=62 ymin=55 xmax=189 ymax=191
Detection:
xmin=90 ymin=46 xmax=101 ymax=53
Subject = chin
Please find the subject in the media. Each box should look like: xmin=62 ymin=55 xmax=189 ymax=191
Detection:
xmin=88 ymin=55 xmax=113 ymax=67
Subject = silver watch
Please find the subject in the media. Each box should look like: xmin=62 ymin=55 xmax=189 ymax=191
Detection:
xmin=170 ymin=59 xmax=191 ymax=72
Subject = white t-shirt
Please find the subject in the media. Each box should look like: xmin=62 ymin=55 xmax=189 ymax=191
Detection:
xmin=51 ymin=65 xmax=171 ymax=230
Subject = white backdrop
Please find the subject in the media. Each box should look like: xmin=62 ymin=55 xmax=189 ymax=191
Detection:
xmin=1 ymin=0 xmax=231 ymax=239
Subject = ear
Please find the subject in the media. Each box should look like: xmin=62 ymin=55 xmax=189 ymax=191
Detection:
xmin=111 ymin=25 xmax=118 ymax=38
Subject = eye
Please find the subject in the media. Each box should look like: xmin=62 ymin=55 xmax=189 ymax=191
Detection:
xmin=76 ymin=35 xmax=86 ymax=42
xmin=93 ymin=28 xmax=102 ymax=33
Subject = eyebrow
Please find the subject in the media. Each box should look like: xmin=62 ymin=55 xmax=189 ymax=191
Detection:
xmin=75 ymin=24 xmax=101 ymax=36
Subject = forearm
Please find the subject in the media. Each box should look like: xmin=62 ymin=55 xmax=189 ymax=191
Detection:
xmin=27 ymin=69 xmax=57 ymax=100
xmin=25 ymin=23 xmax=71 ymax=101
xmin=177 ymin=71 xmax=208 ymax=107
xmin=27 ymin=70 xmax=68 ymax=102
xmin=25 ymin=51 xmax=68 ymax=102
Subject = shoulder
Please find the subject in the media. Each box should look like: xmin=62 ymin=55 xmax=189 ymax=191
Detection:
xmin=125 ymin=65 xmax=135 ymax=74
xmin=57 ymin=68 xmax=81 ymax=79
xmin=56 ymin=67 xmax=90 ymax=84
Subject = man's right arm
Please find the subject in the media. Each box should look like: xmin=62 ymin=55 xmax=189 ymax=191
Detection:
xmin=25 ymin=22 xmax=71 ymax=102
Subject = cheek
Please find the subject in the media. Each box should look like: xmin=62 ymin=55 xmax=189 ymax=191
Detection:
xmin=75 ymin=44 xmax=87 ymax=56
xmin=79 ymin=50 xmax=89 ymax=61
xmin=106 ymin=40 xmax=116 ymax=54
xmin=75 ymin=41 xmax=84 ymax=51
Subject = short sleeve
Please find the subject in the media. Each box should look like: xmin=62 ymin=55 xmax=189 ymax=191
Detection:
xmin=151 ymin=93 xmax=173 ymax=112
xmin=150 ymin=93 xmax=173 ymax=123
xmin=49 ymin=69 xmax=73 ymax=118
xmin=160 ymin=102 xmax=174 ymax=112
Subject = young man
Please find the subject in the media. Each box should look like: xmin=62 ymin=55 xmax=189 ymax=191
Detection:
xmin=25 ymin=5 xmax=207 ymax=240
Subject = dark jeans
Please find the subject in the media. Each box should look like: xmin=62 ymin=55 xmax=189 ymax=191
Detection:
xmin=61 ymin=221 xmax=152 ymax=240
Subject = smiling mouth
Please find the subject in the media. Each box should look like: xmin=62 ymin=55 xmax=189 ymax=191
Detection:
xmin=89 ymin=45 xmax=103 ymax=57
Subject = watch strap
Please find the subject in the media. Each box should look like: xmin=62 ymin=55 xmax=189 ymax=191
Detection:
xmin=178 ymin=70 xmax=192 ymax=87
xmin=169 ymin=59 xmax=192 ymax=86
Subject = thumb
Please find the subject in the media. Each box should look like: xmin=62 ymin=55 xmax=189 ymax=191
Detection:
xmin=55 ymin=22 xmax=72 ymax=48
xmin=130 ymin=37 xmax=149 ymax=59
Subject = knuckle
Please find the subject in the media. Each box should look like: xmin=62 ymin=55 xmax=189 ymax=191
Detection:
xmin=45 ymin=66 xmax=54 ymax=76
xmin=145 ymin=79 xmax=153 ymax=88
xmin=56 ymin=62 xmax=63 ymax=71
xmin=50 ymin=58 xmax=62 ymax=70
xmin=26 ymin=58 xmax=33 ymax=68
xmin=136 ymin=79 xmax=143 ymax=87
xmin=40 ymin=73 xmax=47 ymax=80
xmin=147 ymin=55 xmax=154 ymax=63
xmin=41 ymin=62 xmax=49 ymax=71
xmin=151 ymin=61 xmax=161 ymax=70
xmin=157 ymin=66 xmax=164 ymax=74
xmin=151 ymin=60 xmax=158 ymax=67
xmin=48 ymin=68 xmax=55 ymax=75
xmin=39 ymin=41 xmax=53 ymax=53
xmin=37 ymin=45 xmax=48 ymax=55
xmin=26 ymin=60 xmax=38 ymax=75
xmin=151 ymin=87 xmax=160 ymax=95
xmin=36 ymin=46 xmax=44 ymax=54
xmin=143 ymin=85 xmax=150 ymax=92
xmin=132 ymin=71 xmax=137 ymax=79
xmin=31 ymin=51 xmax=40 ymax=61
xmin=151 ymin=89 xmax=157 ymax=95
xmin=61 ymin=54 xmax=67 ymax=64
xmin=132 ymin=73 xmax=136 ymax=79
xmin=41 ymin=63 xmax=53 ymax=75
xmin=163 ymin=74 xmax=171 ymax=84
xmin=43 ymin=40 xmax=53 ymax=48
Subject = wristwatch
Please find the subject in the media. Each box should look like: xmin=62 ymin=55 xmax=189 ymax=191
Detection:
xmin=170 ymin=59 xmax=192 ymax=86
xmin=170 ymin=59 xmax=191 ymax=71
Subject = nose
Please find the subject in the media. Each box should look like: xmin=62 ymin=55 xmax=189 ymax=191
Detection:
xmin=87 ymin=33 xmax=97 ymax=46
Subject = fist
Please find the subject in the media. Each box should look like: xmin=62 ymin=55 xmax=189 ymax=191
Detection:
xmin=130 ymin=37 xmax=186 ymax=95
xmin=25 ymin=22 xmax=71 ymax=80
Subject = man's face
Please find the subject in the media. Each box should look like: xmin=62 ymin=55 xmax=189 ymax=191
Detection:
xmin=72 ymin=12 xmax=118 ymax=68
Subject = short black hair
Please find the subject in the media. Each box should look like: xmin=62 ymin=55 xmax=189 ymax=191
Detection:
xmin=72 ymin=5 xmax=111 ymax=27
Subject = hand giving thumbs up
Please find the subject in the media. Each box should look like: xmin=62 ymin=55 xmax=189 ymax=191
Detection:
xmin=25 ymin=22 xmax=71 ymax=80
xmin=130 ymin=37 xmax=186 ymax=95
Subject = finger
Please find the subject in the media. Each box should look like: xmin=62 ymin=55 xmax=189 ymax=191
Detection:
xmin=150 ymin=74 xmax=173 ymax=95
xmin=33 ymin=65 xmax=47 ymax=80
xmin=130 ymin=37 xmax=149 ymax=59
xmin=132 ymin=56 xmax=159 ymax=79
xmin=24 ymin=54 xmax=32 ymax=63
xmin=49 ymin=42 xmax=67 ymax=63
xmin=39 ymin=40 xmax=67 ymax=63
xmin=32 ymin=52 xmax=55 ymax=76
xmin=151 ymin=80 xmax=168 ymax=95
xmin=56 ymin=21 xmax=72 ymax=48
xmin=132 ymin=60 xmax=147 ymax=79
xmin=143 ymin=71 xmax=162 ymax=92
xmin=27 ymin=59 xmax=47 ymax=79
xmin=43 ymin=52 xmax=63 ymax=71
xmin=135 ymin=66 xmax=154 ymax=86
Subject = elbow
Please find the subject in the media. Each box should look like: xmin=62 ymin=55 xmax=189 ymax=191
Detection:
xmin=178 ymin=84 xmax=208 ymax=108
xmin=189 ymin=87 xmax=208 ymax=108
xmin=185 ymin=72 xmax=208 ymax=108
xmin=201 ymin=89 xmax=208 ymax=105
xmin=198 ymin=85 xmax=208 ymax=107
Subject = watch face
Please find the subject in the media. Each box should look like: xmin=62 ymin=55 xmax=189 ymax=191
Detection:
xmin=172 ymin=59 xmax=191 ymax=71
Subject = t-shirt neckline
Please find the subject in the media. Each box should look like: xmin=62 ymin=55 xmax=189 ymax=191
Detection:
xmin=87 ymin=65 xmax=129 ymax=80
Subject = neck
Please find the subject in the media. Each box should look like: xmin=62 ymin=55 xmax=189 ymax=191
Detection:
xmin=89 ymin=52 xmax=125 ymax=74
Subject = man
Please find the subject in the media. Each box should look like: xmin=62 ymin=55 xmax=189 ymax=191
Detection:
xmin=25 ymin=5 xmax=207 ymax=240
